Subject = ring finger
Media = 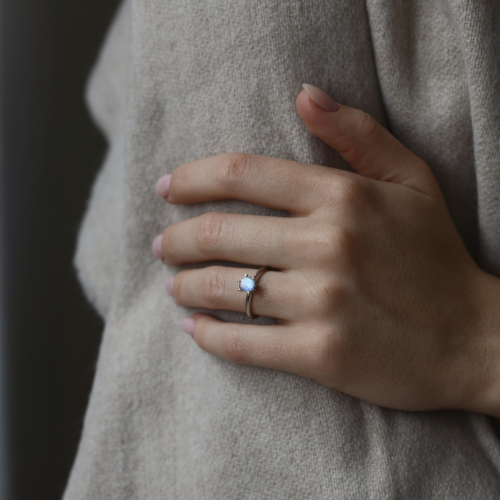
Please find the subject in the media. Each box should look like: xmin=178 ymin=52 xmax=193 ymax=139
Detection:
xmin=169 ymin=266 xmax=300 ymax=320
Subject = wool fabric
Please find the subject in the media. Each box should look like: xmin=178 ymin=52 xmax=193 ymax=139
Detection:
xmin=65 ymin=1 xmax=500 ymax=498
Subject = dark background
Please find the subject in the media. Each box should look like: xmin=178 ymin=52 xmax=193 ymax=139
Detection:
xmin=0 ymin=0 xmax=120 ymax=498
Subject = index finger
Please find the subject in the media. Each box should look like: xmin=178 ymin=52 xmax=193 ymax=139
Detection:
xmin=159 ymin=153 xmax=351 ymax=216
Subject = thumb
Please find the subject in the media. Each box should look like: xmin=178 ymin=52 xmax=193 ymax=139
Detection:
xmin=297 ymin=84 xmax=439 ymax=196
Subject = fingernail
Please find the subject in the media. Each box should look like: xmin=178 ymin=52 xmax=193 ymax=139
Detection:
xmin=155 ymin=174 xmax=172 ymax=198
xmin=302 ymin=83 xmax=339 ymax=112
xmin=165 ymin=276 xmax=175 ymax=296
xmin=181 ymin=317 xmax=195 ymax=336
xmin=152 ymin=234 xmax=164 ymax=258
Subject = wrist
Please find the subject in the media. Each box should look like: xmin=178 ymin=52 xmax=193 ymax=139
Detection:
xmin=458 ymin=269 xmax=500 ymax=417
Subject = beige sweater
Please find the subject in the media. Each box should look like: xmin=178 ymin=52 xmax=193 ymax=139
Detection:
xmin=65 ymin=0 xmax=500 ymax=498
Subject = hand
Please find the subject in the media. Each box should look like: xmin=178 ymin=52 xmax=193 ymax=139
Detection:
xmin=152 ymin=84 xmax=500 ymax=417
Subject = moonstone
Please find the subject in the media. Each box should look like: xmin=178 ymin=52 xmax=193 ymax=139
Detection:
xmin=239 ymin=276 xmax=256 ymax=292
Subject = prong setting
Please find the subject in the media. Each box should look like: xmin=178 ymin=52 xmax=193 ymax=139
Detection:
xmin=236 ymin=266 xmax=272 ymax=319
xmin=237 ymin=274 xmax=257 ymax=293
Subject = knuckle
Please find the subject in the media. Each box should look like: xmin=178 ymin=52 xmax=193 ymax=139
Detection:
xmin=303 ymin=228 xmax=332 ymax=262
xmin=326 ymin=331 xmax=351 ymax=376
xmin=331 ymin=227 xmax=356 ymax=260
xmin=304 ymin=225 xmax=355 ymax=265
xmin=322 ymin=281 xmax=350 ymax=313
xmin=339 ymin=111 xmax=380 ymax=166
xmin=306 ymin=328 xmax=336 ymax=375
xmin=303 ymin=278 xmax=348 ymax=317
xmin=221 ymin=327 xmax=249 ymax=364
xmin=217 ymin=153 xmax=252 ymax=188
xmin=308 ymin=327 xmax=350 ymax=379
xmin=356 ymin=110 xmax=379 ymax=141
xmin=330 ymin=229 xmax=358 ymax=274
xmin=200 ymin=267 xmax=227 ymax=306
xmin=195 ymin=212 xmax=225 ymax=253
xmin=295 ymin=285 xmax=327 ymax=317
xmin=335 ymin=175 xmax=364 ymax=207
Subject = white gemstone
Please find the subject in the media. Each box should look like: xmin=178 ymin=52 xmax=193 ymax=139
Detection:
xmin=239 ymin=276 xmax=256 ymax=292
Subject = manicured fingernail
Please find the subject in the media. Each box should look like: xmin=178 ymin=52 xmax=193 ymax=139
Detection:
xmin=165 ymin=276 xmax=175 ymax=296
xmin=155 ymin=174 xmax=172 ymax=198
xmin=180 ymin=317 xmax=195 ymax=336
xmin=302 ymin=83 xmax=339 ymax=112
xmin=152 ymin=234 xmax=164 ymax=258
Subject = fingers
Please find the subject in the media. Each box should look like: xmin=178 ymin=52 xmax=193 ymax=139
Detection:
xmin=161 ymin=212 xmax=300 ymax=268
xmin=169 ymin=266 xmax=302 ymax=320
xmin=186 ymin=313 xmax=325 ymax=379
xmin=297 ymin=84 xmax=440 ymax=197
xmin=159 ymin=152 xmax=340 ymax=216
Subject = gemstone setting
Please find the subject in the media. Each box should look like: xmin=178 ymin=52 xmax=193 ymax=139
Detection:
xmin=238 ymin=275 xmax=256 ymax=293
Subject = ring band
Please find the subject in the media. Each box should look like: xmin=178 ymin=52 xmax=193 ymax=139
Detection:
xmin=237 ymin=266 xmax=272 ymax=319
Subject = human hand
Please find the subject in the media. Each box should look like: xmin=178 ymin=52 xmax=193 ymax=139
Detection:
xmin=152 ymin=84 xmax=500 ymax=417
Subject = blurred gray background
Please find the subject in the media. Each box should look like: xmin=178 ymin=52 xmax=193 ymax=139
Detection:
xmin=0 ymin=0 xmax=120 ymax=498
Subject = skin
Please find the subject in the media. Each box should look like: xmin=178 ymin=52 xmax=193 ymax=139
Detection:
xmin=152 ymin=86 xmax=500 ymax=418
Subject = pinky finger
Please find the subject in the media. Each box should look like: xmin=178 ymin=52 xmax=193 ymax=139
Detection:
xmin=183 ymin=313 xmax=326 ymax=379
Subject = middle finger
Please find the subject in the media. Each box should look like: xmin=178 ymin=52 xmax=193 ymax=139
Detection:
xmin=161 ymin=212 xmax=299 ymax=269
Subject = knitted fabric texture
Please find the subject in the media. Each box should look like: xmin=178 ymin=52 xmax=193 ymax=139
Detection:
xmin=65 ymin=0 xmax=500 ymax=498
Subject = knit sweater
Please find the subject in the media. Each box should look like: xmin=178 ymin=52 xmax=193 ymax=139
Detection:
xmin=64 ymin=1 xmax=500 ymax=498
